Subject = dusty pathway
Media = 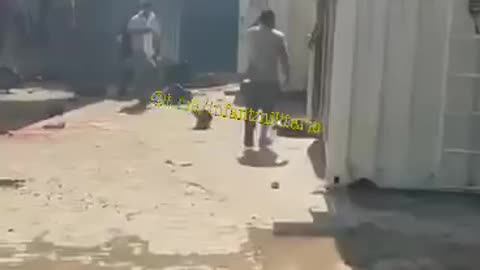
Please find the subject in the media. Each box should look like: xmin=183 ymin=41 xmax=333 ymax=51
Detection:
xmin=3 ymin=89 xmax=480 ymax=270
xmin=0 ymin=90 xmax=341 ymax=269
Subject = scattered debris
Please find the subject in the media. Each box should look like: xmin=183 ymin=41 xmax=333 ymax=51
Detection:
xmin=270 ymin=181 xmax=280 ymax=190
xmin=184 ymin=182 xmax=210 ymax=194
xmin=165 ymin=159 xmax=193 ymax=168
xmin=184 ymin=188 xmax=194 ymax=196
xmin=88 ymin=122 xmax=113 ymax=131
xmin=0 ymin=129 xmax=10 ymax=136
xmin=275 ymin=119 xmax=322 ymax=139
xmin=193 ymin=109 xmax=213 ymax=130
xmin=222 ymin=84 xmax=240 ymax=96
xmin=162 ymin=84 xmax=192 ymax=105
xmin=311 ymin=188 xmax=326 ymax=195
xmin=42 ymin=120 xmax=66 ymax=130
xmin=125 ymin=211 xmax=142 ymax=221
xmin=0 ymin=178 xmax=26 ymax=189
xmin=179 ymin=161 xmax=193 ymax=167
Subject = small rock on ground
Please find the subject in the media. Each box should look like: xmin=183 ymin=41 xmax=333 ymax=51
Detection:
xmin=271 ymin=182 xmax=280 ymax=189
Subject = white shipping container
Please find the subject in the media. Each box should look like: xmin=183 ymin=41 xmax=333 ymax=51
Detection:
xmin=325 ymin=0 xmax=480 ymax=191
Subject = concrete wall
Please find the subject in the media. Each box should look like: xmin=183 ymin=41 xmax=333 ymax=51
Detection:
xmin=327 ymin=0 xmax=456 ymax=189
xmin=0 ymin=0 xmax=46 ymax=78
xmin=285 ymin=0 xmax=316 ymax=92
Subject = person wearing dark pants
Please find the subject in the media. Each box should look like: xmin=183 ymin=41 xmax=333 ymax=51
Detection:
xmin=243 ymin=82 xmax=281 ymax=147
xmin=243 ymin=10 xmax=290 ymax=148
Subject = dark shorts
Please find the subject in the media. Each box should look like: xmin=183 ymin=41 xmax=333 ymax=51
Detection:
xmin=243 ymin=82 xmax=281 ymax=114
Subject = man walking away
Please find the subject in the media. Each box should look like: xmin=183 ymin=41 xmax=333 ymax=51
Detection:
xmin=244 ymin=10 xmax=290 ymax=148
xmin=127 ymin=0 xmax=161 ymax=107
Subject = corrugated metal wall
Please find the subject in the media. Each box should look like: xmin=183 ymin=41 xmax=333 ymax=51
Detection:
xmin=327 ymin=0 xmax=459 ymax=189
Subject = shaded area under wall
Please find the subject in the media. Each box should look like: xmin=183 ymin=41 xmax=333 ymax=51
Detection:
xmin=0 ymin=228 xmax=342 ymax=270
xmin=0 ymin=83 xmax=101 ymax=133
xmin=274 ymin=186 xmax=480 ymax=270
xmin=3 ymin=188 xmax=480 ymax=270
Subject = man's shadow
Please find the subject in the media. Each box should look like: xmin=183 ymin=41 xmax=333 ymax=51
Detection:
xmin=119 ymin=101 xmax=149 ymax=115
xmin=237 ymin=147 xmax=289 ymax=168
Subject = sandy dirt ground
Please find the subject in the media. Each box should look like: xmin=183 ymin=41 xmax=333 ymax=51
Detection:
xmin=0 ymin=87 xmax=340 ymax=270
xmin=2 ymin=86 xmax=480 ymax=270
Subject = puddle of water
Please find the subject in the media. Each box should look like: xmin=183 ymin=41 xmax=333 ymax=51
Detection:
xmin=0 ymin=228 xmax=342 ymax=270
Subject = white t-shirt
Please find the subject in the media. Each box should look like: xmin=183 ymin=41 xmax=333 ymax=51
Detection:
xmin=127 ymin=12 xmax=161 ymax=59
xmin=246 ymin=25 xmax=288 ymax=83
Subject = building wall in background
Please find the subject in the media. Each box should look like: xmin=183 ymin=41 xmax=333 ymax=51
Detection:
xmin=179 ymin=0 xmax=239 ymax=74
xmin=0 ymin=0 xmax=184 ymax=83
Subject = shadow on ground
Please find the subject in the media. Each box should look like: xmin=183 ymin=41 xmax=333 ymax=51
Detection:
xmin=307 ymin=139 xmax=326 ymax=179
xmin=0 ymin=97 xmax=101 ymax=133
xmin=0 ymin=227 xmax=341 ymax=270
xmin=118 ymin=102 xmax=150 ymax=115
xmin=237 ymin=148 xmax=289 ymax=168
xmin=10 ymin=186 xmax=480 ymax=270
xmin=0 ymin=82 xmax=107 ymax=133
xmin=274 ymin=186 xmax=480 ymax=270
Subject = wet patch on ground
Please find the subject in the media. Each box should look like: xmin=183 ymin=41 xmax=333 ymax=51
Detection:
xmin=2 ymin=222 xmax=480 ymax=270
xmin=0 ymin=228 xmax=342 ymax=270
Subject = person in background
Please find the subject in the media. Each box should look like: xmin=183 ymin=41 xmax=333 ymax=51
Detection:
xmin=243 ymin=10 xmax=290 ymax=148
xmin=127 ymin=0 xmax=161 ymax=107
xmin=117 ymin=20 xmax=133 ymax=97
